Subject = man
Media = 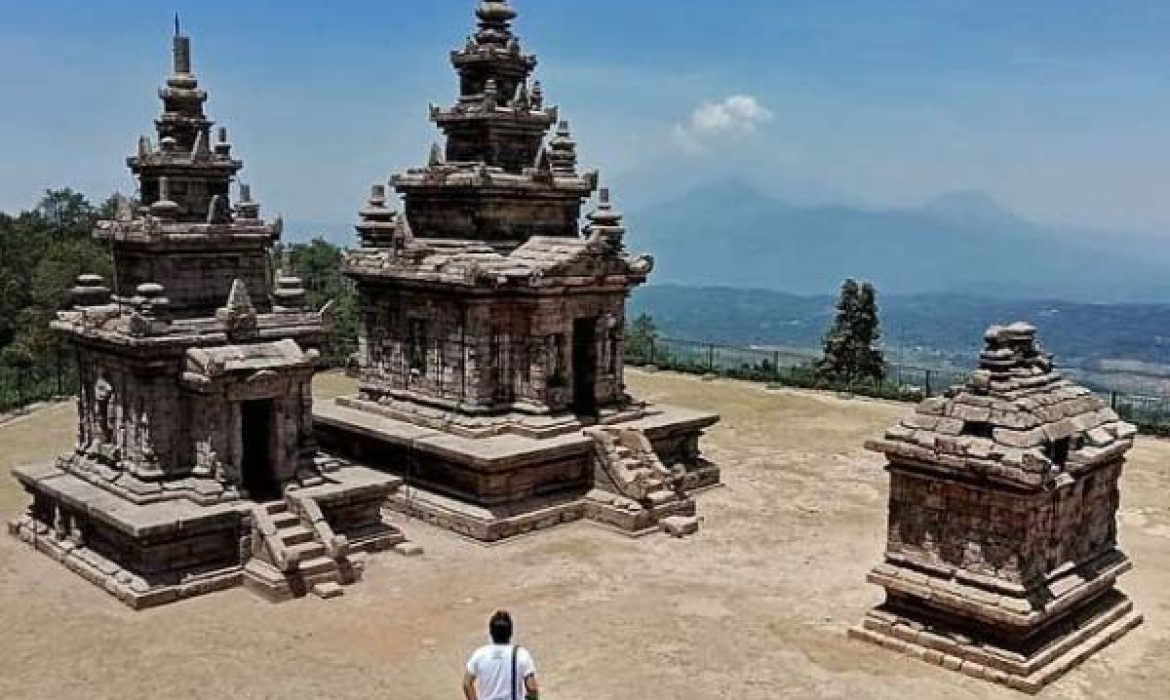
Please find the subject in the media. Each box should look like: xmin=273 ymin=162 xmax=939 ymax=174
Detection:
xmin=463 ymin=611 xmax=540 ymax=700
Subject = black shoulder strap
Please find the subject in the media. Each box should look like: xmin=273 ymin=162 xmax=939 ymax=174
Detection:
xmin=511 ymin=645 xmax=518 ymax=700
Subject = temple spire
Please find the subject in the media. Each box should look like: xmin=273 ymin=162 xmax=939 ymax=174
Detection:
xmin=475 ymin=0 xmax=518 ymax=44
xmin=172 ymin=20 xmax=191 ymax=76
xmin=548 ymin=121 xmax=578 ymax=176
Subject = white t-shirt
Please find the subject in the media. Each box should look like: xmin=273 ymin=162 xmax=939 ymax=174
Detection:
xmin=466 ymin=644 xmax=536 ymax=700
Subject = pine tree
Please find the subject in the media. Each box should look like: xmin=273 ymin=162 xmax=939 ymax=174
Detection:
xmin=817 ymin=279 xmax=860 ymax=382
xmin=816 ymin=279 xmax=885 ymax=384
xmin=854 ymin=282 xmax=886 ymax=381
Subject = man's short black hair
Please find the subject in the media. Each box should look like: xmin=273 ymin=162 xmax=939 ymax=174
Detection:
xmin=489 ymin=610 xmax=513 ymax=644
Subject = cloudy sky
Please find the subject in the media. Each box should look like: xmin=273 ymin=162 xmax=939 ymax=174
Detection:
xmin=2 ymin=0 xmax=1170 ymax=239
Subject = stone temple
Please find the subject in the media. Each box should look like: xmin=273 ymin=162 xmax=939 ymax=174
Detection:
xmin=851 ymin=323 xmax=1142 ymax=693
xmin=8 ymin=30 xmax=412 ymax=608
xmin=314 ymin=0 xmax=721 ymax=541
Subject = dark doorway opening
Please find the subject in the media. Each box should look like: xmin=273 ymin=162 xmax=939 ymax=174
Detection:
xmin=241 ymin=400 xmax=279 ymax=501
xmin=572 ymin=318 xmax=598 ymax=417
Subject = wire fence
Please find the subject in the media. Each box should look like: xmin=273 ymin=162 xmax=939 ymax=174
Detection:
xmin=626 ymin=335 xmax=1170 ymax=435
xmin=3 ymin=336 xmax=1170 ymax=437
xmin=0 ymin=350 xmax=77 ymax=415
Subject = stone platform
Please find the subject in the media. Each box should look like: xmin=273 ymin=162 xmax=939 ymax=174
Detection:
xmin=314 ymin=397 xmax=719 ymax=542
xmin=850 ymin=590 xmax=1143 ymax=694
xmin=9 ymin=462 xmax=411 ymax=608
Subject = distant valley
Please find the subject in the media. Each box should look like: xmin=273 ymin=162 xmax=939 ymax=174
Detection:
xmin=629 ymin=284 xmax=1170 ymax=392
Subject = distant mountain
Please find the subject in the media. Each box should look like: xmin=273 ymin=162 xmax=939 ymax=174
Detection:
xmin=630 ymin=285 xmax=1170 ymax=370
xmin=919 ymin=190 xmax=1029 ymax=229
xmin=624 ymin=180 xmax=1170 ymax=303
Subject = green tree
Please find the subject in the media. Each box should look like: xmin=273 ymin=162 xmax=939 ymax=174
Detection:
xmin=0 ymin=190 xmax=114 ymax=359
xmin=854 ymin=282 xmax=886 ymax=381
xmin=279 ymin=238 xmax=360 ymax=368
xmin=624 ymin=313 xmax=658 ymax=363
xmin=816 ymin=279 xmax=886 ymax=384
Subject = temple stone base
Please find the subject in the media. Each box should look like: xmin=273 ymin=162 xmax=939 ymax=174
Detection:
xmin=385 ymin=486 xmax=703 ymax=542
xmin=314 ymin=398 xmax=719 ymax=542
xmin=9 ymin=462 xmax=414 ymax=608
xmin=849 ymin=590 xmax=1143 ymax=694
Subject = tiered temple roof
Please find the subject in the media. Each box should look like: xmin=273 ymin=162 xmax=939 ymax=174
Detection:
xmin=867 ymin=323 xmax=1136 ymax=490
xmin=435 ymin=0 xmax=552 ymax=171
xmin=94 ymin=28 xmax=285 ymax=317
xmin=348 ymin=0 xmax=646 ymax=282
xmin=64 ymin=28 xmax=323 ymax=344
xmin=354 ymin=0 xmax=598 ymax=247
xmin=346 ymin=188 xmax=653 ymax=289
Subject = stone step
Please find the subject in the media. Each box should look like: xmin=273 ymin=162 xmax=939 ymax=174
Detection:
xmin=646 ymin=490 xmax=677 ymax=507
xmin=302 ymin=571 xmax=344 ymax=589
xmin=298 ymin=556 xmax=339 ymax=576
xmin=394 ymin=542 xmax=425 ymax=557
xmin=279 ymin=526 xmax=315 ymax=546
xmin=311 ymin=582 xmax=344 ymax=599
xmin=242 ymin=558 xmax=286 ymax=585
xmin=271 ymin=511 xmax=300 ymax=527
xmin=659 ymin=515 xmax=700 ymax=538
xmin=287 ymin=541 xmax=326 ymax=562
xmin=264 ymin=501 xmax=289 ymax=515
xmin=242 ymin=559 xmax=294 ymax=603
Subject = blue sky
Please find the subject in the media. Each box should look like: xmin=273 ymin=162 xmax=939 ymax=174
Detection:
xmin=3 ymin=0 xmax=1170 ymax=239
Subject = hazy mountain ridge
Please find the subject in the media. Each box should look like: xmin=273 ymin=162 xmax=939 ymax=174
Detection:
xmin=623 ymin=180 xmax=1170 ymax=303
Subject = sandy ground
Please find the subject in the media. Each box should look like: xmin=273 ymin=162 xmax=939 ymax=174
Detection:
xmin=0 ymin=369 xmax=1167 ymax=700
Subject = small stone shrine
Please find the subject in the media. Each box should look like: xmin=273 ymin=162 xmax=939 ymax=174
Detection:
xmin=314 ymin=0 xmax=720 ymax=541
xmin=9 ymin=29 xmax=411 ymax=608
xmin=851 ymin=323 xmax=1142 ymax=693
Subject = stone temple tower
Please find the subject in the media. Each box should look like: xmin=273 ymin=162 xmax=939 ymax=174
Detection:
xmin=852 ymin=323 xmax=1142 ymax=693
xmin=9 ymin=28 xmax=409 ymax=608
xmin=113 ymin=30 xmax=273 ymax=315
xmin=314 ymin=0 xmax=721 ymax=542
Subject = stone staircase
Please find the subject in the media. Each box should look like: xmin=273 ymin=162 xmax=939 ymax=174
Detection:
xmin=585 ymin=426 xmax=700 ymax=536
xmin=243 ymin=499 xmax=361 ymax=602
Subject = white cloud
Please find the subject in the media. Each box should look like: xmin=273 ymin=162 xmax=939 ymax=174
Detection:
xmin=674 ymin=95 xmax=773 ymax=151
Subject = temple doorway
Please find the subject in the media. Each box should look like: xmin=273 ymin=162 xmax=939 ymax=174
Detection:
xmin=241 ymin=400 xmax=279 ymax=501
xmin=572 ymin=318 xmax=598 ymax=417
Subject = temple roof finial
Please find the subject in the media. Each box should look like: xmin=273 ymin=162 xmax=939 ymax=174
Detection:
xmin=172 ymin=19 xmax=191 ymax=75
xmin=474 ymin=0 xmax=518 ymax=45
xmin=585 ymin=186 xmax=626 ymax=253
xmin=548 ymin=121 xmax=578 ymax=176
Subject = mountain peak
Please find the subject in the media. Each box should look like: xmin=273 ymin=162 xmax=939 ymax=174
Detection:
xmin=688 ymin=177 xmax=778 ymax=206
xmin=921 ymin=190 xmax=1023 ymax=227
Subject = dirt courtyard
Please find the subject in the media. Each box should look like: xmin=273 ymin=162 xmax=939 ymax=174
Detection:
xmin=0 ymin=370 xmax=1167 ymax=699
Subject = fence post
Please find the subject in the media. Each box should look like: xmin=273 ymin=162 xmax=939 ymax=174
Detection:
xmin=924 ymin=370 xmax=933 ymax=398
xmin=649 ymin=337 xmax=656 ymax=366
xmin=708 ymin=343 xmax=715 ymax=372
xmin=772 ymin=350 xmax=780 ymax=382
xmin=1110 ymin=392 xmax=1118 ymax=410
